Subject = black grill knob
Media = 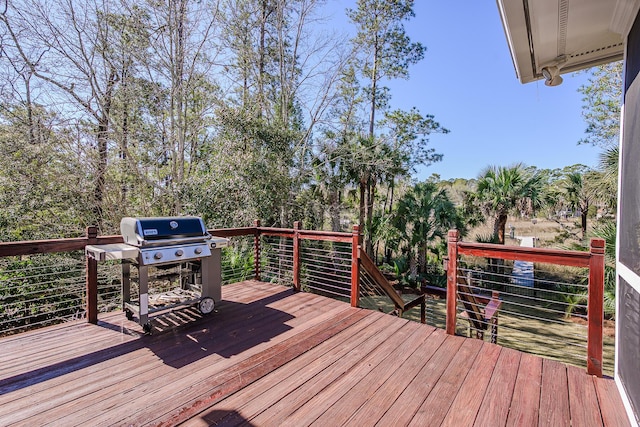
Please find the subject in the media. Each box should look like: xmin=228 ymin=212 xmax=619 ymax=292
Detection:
xmin=154 ymin=252 xmax=163 ymax=260
xmin=175 ymin=249 xmax=184 ymax=257
xmin=194 ymin=247 xmax=203 ymax=255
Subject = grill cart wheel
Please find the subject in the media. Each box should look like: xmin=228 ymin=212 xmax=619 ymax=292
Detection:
xmin=199 ymin=297 xmax=215 ymax=315
xmin=143 ymin=323 xmax=152 ymax=334
xmin=125 ymin=309 xmax=134 ymax=321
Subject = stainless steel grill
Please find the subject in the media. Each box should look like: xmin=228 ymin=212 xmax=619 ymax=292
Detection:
xmin=86 ymin=216 xmax=228 ymax=332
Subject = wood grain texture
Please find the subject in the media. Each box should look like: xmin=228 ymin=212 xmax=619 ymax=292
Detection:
xmin=505 ymin=352 xmax=542 ymax=427
xmin=0 ymin=280 xmax=628 ymax=427
xmin=474 ymin=347 xmax=521 ymax=427
xmin=440 ymin=343 xmax=502 ymax=427
xmin=594 ymin=376 xmax=633 ymax=427
xmin=538 ymin=358 xmax=570 ymax=427
xmin=567 ymin=365 xmax=604 ymax=427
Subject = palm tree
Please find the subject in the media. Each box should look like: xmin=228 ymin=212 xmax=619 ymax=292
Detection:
xmin=562 ymin=171 xmax=597 ymax=239
xmin=476 ymin=164 xmax=545 ymax=244
xmin=591 ymin=220 xmax=617 ymax=318
xmin=594 ymin=146 xmax=619 ymax=211
xmin=393 ymin=182 xmax=460 ymax=277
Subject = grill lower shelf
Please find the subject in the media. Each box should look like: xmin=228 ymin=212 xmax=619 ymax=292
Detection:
xmin=125 ymin=291 xmax=202 ymax=318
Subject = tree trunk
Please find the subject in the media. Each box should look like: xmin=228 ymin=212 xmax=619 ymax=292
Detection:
xmin=365 ymin=178 xmax=376 ymax=256
xmin=418 ymin=243 xmax=427 ymax=274
xmin=359 ymin=176 xmax=366 ymax=230
xmin=95 ymin=116 xmax=109 ymax=226
xmin=409 ymin=252 xmax=417 ymax=280
xmin=94 ymin=70 xmax=116 ymax=229
xmin=494 ymin=213 xmax=508 ymax=244
xmin=258 ymin=0 xmax=269 ymax=118
xmin=25 ymin=72 xmax=35 ymax=144
xmin=329 ymin=188 xmax=341 ymax=231
xmin=368 ymin=34 xmax=379 ymax=140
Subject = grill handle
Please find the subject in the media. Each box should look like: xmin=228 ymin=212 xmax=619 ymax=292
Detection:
xmin=138 ymin=234 xmax=212 ymax=248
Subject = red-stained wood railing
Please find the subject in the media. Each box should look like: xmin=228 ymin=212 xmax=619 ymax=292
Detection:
xmin=445 ymin=229 xmax=606 ymax=377
xmin=0 ymin=227 xmax=124 ymax=326
xmin=0 ymin=222 xmax=362 ymax=331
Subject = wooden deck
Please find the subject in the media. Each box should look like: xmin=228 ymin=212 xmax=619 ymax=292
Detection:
xmin=0 ymin=280 xmax=630 ymax=426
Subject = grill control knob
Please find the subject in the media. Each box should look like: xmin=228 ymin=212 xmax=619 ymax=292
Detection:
xmin=175 ymin=249 xmax=184 ymax=257
xmin=194 ymin=247 xmax=203 ymax=255
xmin=153 ymin=252 xmax=163 ymax=260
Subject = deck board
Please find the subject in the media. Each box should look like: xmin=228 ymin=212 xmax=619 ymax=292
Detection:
xmin=191 ymin=310 xmax=387 ymax=426
xmin=0 ymin=280 xmax=631 ymax=427
xmin=567 ymin=365 xmax=604 ymax=427
xmin=343 ymin=328 xmax=448 ymax=426
xmin=538 ymin=358 xmax=571 ymax=427
xmin=505 ymin=352 xmax=542 ymax=426
xmin=440 ymin=343 xmax=502 ymax=426
xmin=595 ymin=376 xmax=633 ymax=427
xmin=474 ymin=347 xmax=522 ymax=427
xmin=374 ymin=333 xmax=467 ymax=426
xmin=409 ymin=338 xmax=484 ymax=426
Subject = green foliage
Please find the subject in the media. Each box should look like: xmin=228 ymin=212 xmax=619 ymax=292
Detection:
xmin=476 ymin=164 xmax=546 ymax=244
xmin=347 ymin=0 xmax=425 ymax=83
xmin=578 ymin=62 xmax=623 ymax=148
xmin=221 ymin=245 xmax=255 ymax=284
xmin=475 ymin=233 xmax=500 ymax=244
xmin=392 ymin=181 xmax=461 ymax=275
xmin=561 ymin=219 xmax=617 ymax=319
xmin=0 ymin=255 xmax=86 ymax=334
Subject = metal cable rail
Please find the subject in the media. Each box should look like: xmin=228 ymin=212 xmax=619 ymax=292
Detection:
xmin=300 ymin=242 xmax=351 ymax=298
xmin=454 ymin=256 xmax=593 ymax=371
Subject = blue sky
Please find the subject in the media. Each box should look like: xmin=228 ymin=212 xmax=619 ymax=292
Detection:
xmin=324 ymin=0 xmax=601 ymax=181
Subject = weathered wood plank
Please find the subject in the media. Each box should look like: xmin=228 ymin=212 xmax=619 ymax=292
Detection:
xmin=247 ymin=314 xmax=408 ymax=426
xmin=408 ymin=338 xmax=484 ymax=426
xmin=1 ymin=286 xmax=332 ymax=425
xmin=473 ymin=347 xmax=521 ymax=427
xmin=567 ymin=365 xmax=604 ymax=427
xmin=138 ymin=309 xmax=371 ymax=427
xmin=79 ymin=299 xmax=355 ymax=426
xmin=188 ymin=310 xmax=387 ymax=426
xmin=342 ymin=328 xmax=448 ymax=427
xmin=505 ymin=352 xmax=542 ymax=427
xmin=307 ymin=322 xmax=436 ymax=426
xmin=0 ymin=290 xmax=321 ymax=413
xmin=0 ymin=287 xmax=310 ymax=397
xmin=440 ymin=343 xmax=502 ymax=426
xmin=594 ymin=376 xmax=633 ymax=427
xmin=280 ymin=320 xmax=425 ymax=426
xmin=97 ymin=305 xmax=351 ymax=427
xmin=375 ymin=334 xmax=466 ymax=426
xmin=538 ymin=358 xmax=570 ymax=427
xmin=0 ymin=279 xmax=629 ymax=427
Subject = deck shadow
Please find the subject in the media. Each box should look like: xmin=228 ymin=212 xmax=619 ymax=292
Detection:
xmin=0 ymin=289 xmax=295 ymax=393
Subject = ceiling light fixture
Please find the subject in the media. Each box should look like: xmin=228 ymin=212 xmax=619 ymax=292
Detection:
xmin=542 ymin=66 xmax=563 ymax=86
xmin=540 ymin=55 xmax=567 ymax=87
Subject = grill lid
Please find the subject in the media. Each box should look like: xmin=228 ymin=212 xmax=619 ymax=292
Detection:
xmin=121 ymin=216 xmax=210 ymax=247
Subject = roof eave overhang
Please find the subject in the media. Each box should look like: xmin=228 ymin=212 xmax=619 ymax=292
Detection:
xmin=496 ymin=0 xmax=632 ymax=84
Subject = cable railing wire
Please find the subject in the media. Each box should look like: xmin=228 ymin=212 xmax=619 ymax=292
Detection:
xmin=454 ymin=257 xmax=592 ymax=370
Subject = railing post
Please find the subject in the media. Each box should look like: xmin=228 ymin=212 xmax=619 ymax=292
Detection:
xmin=293 ymin=221 xmax=301 ymax=292
xmin=350 ymin=225 xmax=360 ymax=307
xmin=587 ymin=238 xmax=605 ymax=377
xmin=254 ymin=220 xmax=261 ymax=281
xmin=446 ymin=229 xmax=459 ymax=335
xmin=85 ymin=226 xmax=98 ymax=324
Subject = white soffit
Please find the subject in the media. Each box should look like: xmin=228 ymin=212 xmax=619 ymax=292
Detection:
xmin=497 ymin=0 xmax=627 ymax=84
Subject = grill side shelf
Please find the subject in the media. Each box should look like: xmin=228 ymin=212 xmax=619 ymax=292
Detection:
xmin=86 ymin=243 xmax=139 ymax=261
